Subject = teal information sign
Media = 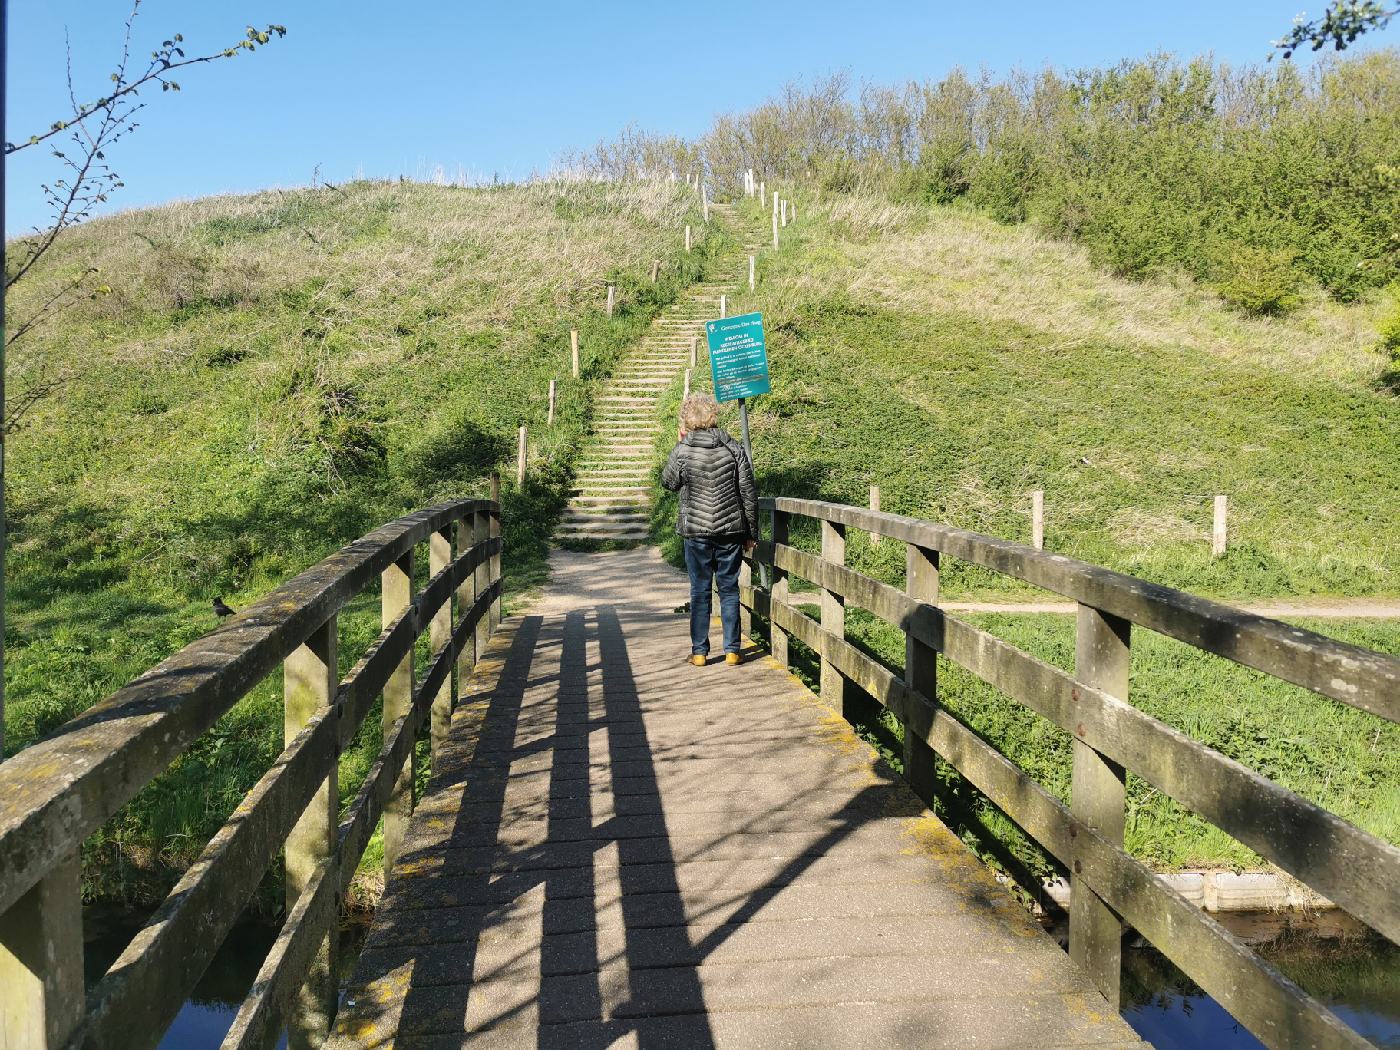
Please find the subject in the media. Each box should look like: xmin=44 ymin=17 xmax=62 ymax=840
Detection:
xmin=706 ymin=311 xmax=770 ymax=402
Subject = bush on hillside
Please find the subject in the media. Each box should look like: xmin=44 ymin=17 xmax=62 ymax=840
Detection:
xmin=1213 ymin=244 xmax=1307 ymax=316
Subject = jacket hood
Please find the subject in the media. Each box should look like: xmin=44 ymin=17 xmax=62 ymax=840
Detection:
xmin=684 ymin=428 xmax=727 ymax=449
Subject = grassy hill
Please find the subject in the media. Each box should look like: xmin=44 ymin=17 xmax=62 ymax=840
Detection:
xmin=5 ymin=177 xmax=727 ymax=901
xmin=667 ymin=191 xmax=1398 ymax=876
xmin=727 ymin=192 xmax=1398 ymax=599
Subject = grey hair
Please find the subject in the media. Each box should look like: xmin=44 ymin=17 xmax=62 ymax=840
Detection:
xmin=680 ymin=392 xmax=720 ymax=432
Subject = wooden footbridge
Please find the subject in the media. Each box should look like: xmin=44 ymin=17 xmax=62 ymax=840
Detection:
xmin=1 ymin=495 xmax=1397 ymax=1049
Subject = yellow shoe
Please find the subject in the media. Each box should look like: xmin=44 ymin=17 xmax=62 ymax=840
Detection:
xmin=725 ymin=653 xmax=742 ymax=666
xmin=690 ymin=654 xmax=707 ymax=667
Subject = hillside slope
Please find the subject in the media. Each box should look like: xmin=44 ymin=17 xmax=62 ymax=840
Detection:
xmin=5 ymin=177 xmax=727 ymax=899
xmin=667 ymin=191 xmax=1399 ymax=873
xmin=726 ymin=193 xmax=1397 ymax=599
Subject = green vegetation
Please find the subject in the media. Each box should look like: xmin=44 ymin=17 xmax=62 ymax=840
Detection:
xmin=659 ymin=188 xmax=1399 ymax=877
xmin=586 ymin=51 xmax=1400 ymax=312
xmin=5 ymin=177 xmax=729 ymax=904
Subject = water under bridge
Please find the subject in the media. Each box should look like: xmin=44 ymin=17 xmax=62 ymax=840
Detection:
xmin=0 ymin=493 xmax=1396 ymax=1050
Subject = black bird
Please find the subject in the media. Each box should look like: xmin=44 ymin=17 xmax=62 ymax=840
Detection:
xmin=212 ymin=597 xmax=236 ymax=620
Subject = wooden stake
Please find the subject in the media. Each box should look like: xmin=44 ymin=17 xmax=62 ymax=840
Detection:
xmin=870 ymin=485 xmax=881 ymax=545
xmin=606 ymin=284 xmax=615 ymax=317
xmin=760 ymin=180 xmax=766 ymax=206
xmin=517 ymin=425 xmax=527 ymax=487
xmin=684 ymin=368 xmax=692 ymax=398
xmin=720 ymin=294 xmax=727 ymax=318
xmin=1033 ymin=489 xmax=1045 ymax=551
xmin=772 ymin=192 xmax=780 ymax=250
xmin=547 ymin=379 xmax=556 ymax=426
xmin=570 ymin=329 xmax=579 ymax=378
xmin=781 ymin=199 xmax=788 ymax=227
xmin=650 ymin=258 xmax=660 ymax=283
xmin=685 ymin=225 xmax=692 ymax=252
xmin=1213 ymin=495 xmax=1228 ymax=557
xmin=749 ymin=254 xmax=755 ymax=291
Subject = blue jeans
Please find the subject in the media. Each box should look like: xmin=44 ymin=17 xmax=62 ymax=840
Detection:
xmin=683 ymin=537 xmax=744 ymax=655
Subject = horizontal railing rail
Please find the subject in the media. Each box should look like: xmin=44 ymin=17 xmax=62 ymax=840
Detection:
xmin=746 ymin=497 xmax=1399 ymax=1050
xmin=0 ymin=496 xmax=504 ymax=1050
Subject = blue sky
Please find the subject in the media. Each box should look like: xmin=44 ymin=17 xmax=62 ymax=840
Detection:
xmin=4 ymin=1 xmax=1385 ymax=236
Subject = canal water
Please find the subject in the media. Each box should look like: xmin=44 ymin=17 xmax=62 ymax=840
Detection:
xmin=84 ymin=907 xmax=1398 ymax=1048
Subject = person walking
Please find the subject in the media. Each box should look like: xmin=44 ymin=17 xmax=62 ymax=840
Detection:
xmin=661 ymin=392 xmax=758 ymax=666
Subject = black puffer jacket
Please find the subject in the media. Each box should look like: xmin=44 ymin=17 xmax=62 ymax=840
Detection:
xmin=660 ymin=428 xmax=758 ymax=539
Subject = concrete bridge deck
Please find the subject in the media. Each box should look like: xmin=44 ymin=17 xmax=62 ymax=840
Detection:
xmin=329 ymin=548 xmax=1148 ymax=1049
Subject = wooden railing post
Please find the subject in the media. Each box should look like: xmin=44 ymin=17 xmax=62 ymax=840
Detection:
xmin=429 ymin=527 xmax=454 ymax=763
xmin=283 ymin=614 xmax=338 ymax=1050
xmin=770 ymin=509 xmax=790 ymax=669
xmin=455 ymin=514 xmax=478 ymax=693
xmin=819 ymin=520 xmax=847 ymax=711
xmin=473 ymin=506 xmax=491 ymax=664
xmin=0 ymin=854 xmax=83 ymax=1049
xmin=489 ymin=478 xmax=503 ymax=632
xmin=1070 ymin=603 xmax=1130 ymax=1008
xmin=381 ymin=551 xmax=414 ymax=875
xmin=904 ymin=543 xmax=940 ymax=806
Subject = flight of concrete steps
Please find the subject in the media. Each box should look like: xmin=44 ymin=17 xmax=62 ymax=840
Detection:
xmin=556 ymin=204 xmax=757 ymax=545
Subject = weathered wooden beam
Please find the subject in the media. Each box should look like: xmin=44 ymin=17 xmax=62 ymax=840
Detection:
xmin=71 ymin=708 xmax=337 ymax=1050
xmin=1070 ymin=604 xmax=1129 ymax=1008
xmin=904 ymin=543 xmax=939 ymax=807
xmin=488 ymin=486 xmax=503 ymax=633
xmin=0 ymin=853 xmax=82 ymax=1050
xmin=381 ymin=551 xmax=414 ymax=877
xmin=759 ymin=497 xmax=1399 ymax=720
xmin=819 ymin=520 xmax=847 ymax=711
xmin=0 ymin=499 xmax=489 ymax=916
xmin=454 ymin=520 xmax=478 ymax=699
xmin=766 ymin=596 xmax=1371 ymax=1049
xmin=429 ymin=528 xmax=454 ymax=763
xmin=283 ymin=615 xmax=337 ymax=1050
xmin=769 ymin=512 xmax=790 ymax=669
xmin=220 ymin=851 xmax=337 ymax=1050
xmin=474 ymin=509 xmax=493 ymax=673
xmin=767 ymin=537 xmax=1400 ymax=942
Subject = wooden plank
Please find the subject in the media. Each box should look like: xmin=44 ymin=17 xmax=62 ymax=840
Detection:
xmin=0 ymin=499 xmax=489 ymax=915
xmin=220 ymin=853 xmax=336 ymax=1050
xmin=765 ymin=539 xmax=1400 ymax=943
xmin=72 ymin=710 xmax=337 ymax=1050
xmin=488 ymin=483 xmax=503 ymax=633
xmin=820 ymin=520 xmax=847 ymax=712
xmin=1070 ymin=604 xmax=1129 ymax=1007
xmin=770 ymin=513 xmax=790 ymax=670
xmin=382 ymin=551 xmax=414 ymax=876
xmin=904 ymin=544 xmax=940 ymax=807
xmin=474 ymin=510 xmax=492 ymax=668
xmin=0 ymin=853 xmax=82 ymax=1049
xmin=283 ymin=616 xmax=338 ymax=1050
xmin=429 ymin=528 xmax=454 ymax=763
xmin=760 ymin=498 xmax=1399 ymax=720
xmin=763 ymin=597 xmax=1372 ymax=1050
xmin=454 ymin=520 xmax=477 ymax=703
xmin=335 ymin=581 xmax=498 ymax=892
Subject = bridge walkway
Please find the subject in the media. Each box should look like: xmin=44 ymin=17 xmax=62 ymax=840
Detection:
xmin=329 ymin=548 xmax=1148 ymax=1049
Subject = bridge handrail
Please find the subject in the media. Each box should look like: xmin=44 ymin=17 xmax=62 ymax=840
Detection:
xmin=761 ymin=497 xmax=1398 ymax=721
xmin=0 ymin=496 xmax=504 ymax=1049
xmin=748 ymin=497 xmax=1398 ymax=1050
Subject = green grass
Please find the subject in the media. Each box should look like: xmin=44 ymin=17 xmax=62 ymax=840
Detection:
xmin=6 ymin=177 xmax=735 ymax=905
xmin=663 ymin=192 xmax=1400 ymax=878
xmin=724 ymin=193 xmax=1398 ymax=599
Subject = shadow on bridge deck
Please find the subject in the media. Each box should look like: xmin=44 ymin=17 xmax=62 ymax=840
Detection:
xmin=328 ymin=549 xmax=1148 ymax=1049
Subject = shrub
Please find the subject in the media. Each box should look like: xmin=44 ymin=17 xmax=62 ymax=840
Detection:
xmin=1379 ymin=286 xmax=1400 ymax=360
xmin=1213 ymin=244 xmax=1307 ymax=316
